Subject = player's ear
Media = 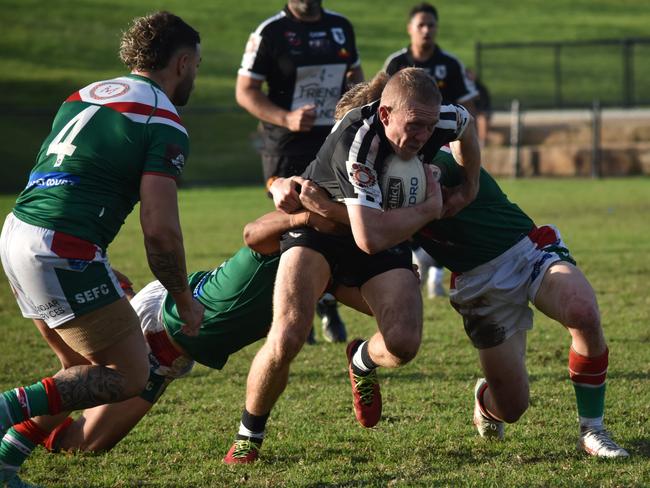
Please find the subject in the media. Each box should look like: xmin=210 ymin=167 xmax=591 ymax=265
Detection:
xmin=378 ymin=105 xmax=391 ymax=126
xmin=174 ymin=50 xmax=191 ymax=77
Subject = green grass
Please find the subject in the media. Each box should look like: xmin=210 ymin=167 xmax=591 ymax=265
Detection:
xmin=0 ymin=178 xmax=649 ymax=487
xmin=1 ymin=1 xmax=649 ymax=191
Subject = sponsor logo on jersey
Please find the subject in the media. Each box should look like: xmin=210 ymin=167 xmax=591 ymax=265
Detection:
xmin=434 ymin=65 xmax=447 ymax=80
xmin=309 ymin=38 xmax=331 ymax=53
xmin=26 ymin=172 xmax=80 ymax=190
xmin=288 ymin=231 xmax=303 ymax=239
xmin=309 ymin=31 xmax=327 ymax=38
xmin=331 ymin=27 xmax=346 ymax=45
xmin=74 ymin=283 xmax=111 ymax=304
xmin=348 ymin=162 xmax=377 ymax=189
xmin=165 ymin=144 xmax=186 ymax=172
xmin=90 ymin=81 xmax=130 ymax=100
xmin=284 ymin=31 xmax=301 ymax=47
xmin=337 ymin=48 xmax=351 ymax=59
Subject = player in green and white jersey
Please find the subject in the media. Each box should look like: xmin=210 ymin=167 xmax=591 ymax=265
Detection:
xmin=0 ymin=12 xmax=204 ymax=487
xmin=417 ymin=147 xmax=628 ymax=457
xmin=37 ymin=209 xmax=369 ymax=454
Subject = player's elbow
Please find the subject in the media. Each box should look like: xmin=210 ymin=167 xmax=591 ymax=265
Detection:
xmin=354 ymin=234 xmax=383 ymax=255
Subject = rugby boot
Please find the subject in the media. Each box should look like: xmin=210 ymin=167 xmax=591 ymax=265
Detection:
xmin=578 ymin=426 xmax=629 ymax=458
xmin=317 ymin=296 xmax=347 ymax=343
xmin=223 ymin=438 xmax=261 ymax=464
xmin=473 ymin=378 xmax=504 ymax=440
xmin=346 ymin=339 xmax=381 ymax=427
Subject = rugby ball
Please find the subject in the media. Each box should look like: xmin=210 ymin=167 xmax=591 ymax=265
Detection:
xmin=380 ymin=153 xmax=427 ymax=209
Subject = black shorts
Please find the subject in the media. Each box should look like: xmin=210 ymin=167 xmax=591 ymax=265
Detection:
xmin=262 ymin=153 xmax=315 ymax=182
xmin=280 ymin=227 xmax=412 ymax=288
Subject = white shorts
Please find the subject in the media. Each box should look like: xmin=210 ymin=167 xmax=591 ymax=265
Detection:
xmin=130 ymin=280 xmax=194 ymax=381
xmin=0 ymin=213 xmax=123 ymax=328
xmin=449 ymin=225 xmax=575 ymax=349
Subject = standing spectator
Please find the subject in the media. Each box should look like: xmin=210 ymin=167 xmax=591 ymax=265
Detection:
xmin=0 ymin=11 xmax=204 ymax=487
xmin=236 ymin=0 xmax=364 ymax=343
xmin=383 ymin=2 xmax=479 ymax=298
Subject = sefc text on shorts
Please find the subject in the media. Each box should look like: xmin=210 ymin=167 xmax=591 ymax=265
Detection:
xmin=0 ymin=212 xmax=124 ymax=328
xmin=449 ymin=224 xmax=576 ymax=349
xmin=280 ymin=226 xmax=412 ymax=288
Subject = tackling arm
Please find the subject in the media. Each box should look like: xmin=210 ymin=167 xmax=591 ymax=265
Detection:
xmin=445 ymin=115 xmax=482 ymax=217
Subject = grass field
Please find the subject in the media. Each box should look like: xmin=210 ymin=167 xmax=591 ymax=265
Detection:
xmin=0 ymin=178 xmax=649 ymax=487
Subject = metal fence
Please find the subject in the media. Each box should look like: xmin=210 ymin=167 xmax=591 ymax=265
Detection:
xmin=475 ymin=37 xmax=650 ymax=110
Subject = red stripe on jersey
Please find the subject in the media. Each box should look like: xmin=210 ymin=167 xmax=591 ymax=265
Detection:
xmin=569 ymin=347 xmax=608 ymax=385
xmin=527 ymin=225 xmax=558 ymax=249
xmin=143 ymin=171 xmax=178 ymax=180
xmin=450 ymin=272 xmax=459 ymax=290
xmin=51 ymin=231 xmax=97 ymax=261
xmin=104 ymin=102 xmax=183 ymax=125
xmin=42 ymin=377 xmax=62 ymax=415
xmin=145 ymin=331 xmax=183 ymax=367
xmin=65 ymin=91 xmax=82 ymax=102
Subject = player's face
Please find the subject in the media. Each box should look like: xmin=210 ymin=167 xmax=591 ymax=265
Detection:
xmin=408 ymin=12 xmax=437 ymax=49
xmin=173 ymin=44 xmax=201 ymax=106
xmin=288 ymin=0 xmax=323 ymax=19
xmin=382 ymin=102 xmax=439 ymax=159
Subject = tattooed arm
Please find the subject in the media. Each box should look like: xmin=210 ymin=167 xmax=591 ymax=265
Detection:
xmin=140 ymin=175 xmax=203 ymax=335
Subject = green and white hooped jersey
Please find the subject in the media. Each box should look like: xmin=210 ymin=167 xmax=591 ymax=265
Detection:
xmin=13 ymin=74 xmax=188 ymax=250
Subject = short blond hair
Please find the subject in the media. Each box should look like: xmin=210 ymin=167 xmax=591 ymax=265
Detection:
xmin=380 ymin=67 xmax=441 ymax=111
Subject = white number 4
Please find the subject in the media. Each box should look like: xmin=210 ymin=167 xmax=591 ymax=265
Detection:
xmin=47 ymin=105 xmax=100 ymax=166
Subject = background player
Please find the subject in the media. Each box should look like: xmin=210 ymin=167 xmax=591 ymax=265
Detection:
xmin=236 ymin=0 xmax=364 ymax=343
xmin=0 ymin=12 xmax=203 ymax=487
xmin=383 ymin=2 xmax=480 ymax=297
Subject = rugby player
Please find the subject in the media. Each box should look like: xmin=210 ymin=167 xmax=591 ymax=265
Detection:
xmin=236 ymin=0 xmax=365 ymax=343
xmin=0 ymin=12 xmax=203 ymax=486
xmin=223 ymin=67 xmax=482 ymax=463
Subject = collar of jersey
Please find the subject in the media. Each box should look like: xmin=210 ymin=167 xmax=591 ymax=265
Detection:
xmin=126 ymin=73 xmax=163 ymax=91
xmin=282 ymin=5 xmax=325 ymax=23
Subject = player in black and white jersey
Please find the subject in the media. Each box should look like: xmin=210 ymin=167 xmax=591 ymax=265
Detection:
xmin=236 ymin=0 xmax=364 ymax=343
xmin=224 ymin=68 xmax=482 ymax=463
xmin=383 ymin=3 xmax=479 ymax=298
xmin=383 ymin=3 xmax=478 ymax=111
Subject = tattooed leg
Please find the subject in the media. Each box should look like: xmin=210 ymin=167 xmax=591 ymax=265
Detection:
xmin=52 ymin=365 xmax=129 ymax=411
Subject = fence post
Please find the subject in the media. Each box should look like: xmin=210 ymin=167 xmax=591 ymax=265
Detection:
xmin=510 ymin=99 xmax=521 ymax=178
xmin=591 ymin=99 xmax=601 ymax=178
xmin=475 ymin=41 xmax=483 ymax=79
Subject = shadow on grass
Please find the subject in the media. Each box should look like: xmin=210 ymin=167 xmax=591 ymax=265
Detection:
xmin=626 ymin=438 xmax=650 ymax=457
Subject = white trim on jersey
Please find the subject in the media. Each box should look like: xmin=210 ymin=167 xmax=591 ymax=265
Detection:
xmin=253 ymin=11 xmax=286 ymax=36
xmin=382 ymin=48 xmax=408 ymax=71
xmin=347 ymin=114 xmax=379 ymax=165
xmin=122 ymin=112 xmax=188 ymax=137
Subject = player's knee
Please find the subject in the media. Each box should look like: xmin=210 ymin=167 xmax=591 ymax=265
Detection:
xmin=383 ymin=330 xmax=421 ymax=365
xmin=267 ymin=331 xmax=304 ymax=364
xmin=119 ymin=360 xmax=150 ymax=399
xmin=564 ymin=298 xmax=600 ymax=334
xmin=499 ymin=397 xmax=529 ymax=423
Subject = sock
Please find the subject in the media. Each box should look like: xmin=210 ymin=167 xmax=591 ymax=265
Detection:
xmin=0 ymin=420 xmax=48 ymax=472
xmin=351 ymin=341 xmax=377 ymax=376
xmin=236 ymin=409 xmax=269 ymax=444
xmin=476 ymin=381 xmax=503 ymax=422
xmin=0 ymin=377 xmax=62 ymax=428
xmin=569 ymin=347 xmax=608 ymax=429
xmin=432 ymin=266 xmax=444 ymax=285
xmin=42 ymin=417 xmax=74 ymax=452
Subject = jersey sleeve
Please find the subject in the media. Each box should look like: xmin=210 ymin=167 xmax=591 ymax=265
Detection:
xmin=143 ymin=123 xmax=189 ymax=179
xmin=332 ymin=127 xmax=382 ymax=210
xmin=238 ymin=25 xmax=273 ymax=81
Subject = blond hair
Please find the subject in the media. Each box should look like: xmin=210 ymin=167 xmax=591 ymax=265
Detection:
xmin=380 ymin=67 xmax=441 ymax=111
xmin=334 ymin=71 xmax=390 ymax=120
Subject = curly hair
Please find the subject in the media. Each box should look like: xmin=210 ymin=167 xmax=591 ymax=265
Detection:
xmin=119 ymin=11 xmax=200 ymax=71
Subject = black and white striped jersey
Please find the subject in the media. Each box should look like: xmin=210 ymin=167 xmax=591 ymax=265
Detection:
xmin=239 ymin=6 xmax=360 ymax=156
xmin=383 ymin=45 xmax=478 ymax=105
xmin=303 ymin=100 xmax=470 ymax=209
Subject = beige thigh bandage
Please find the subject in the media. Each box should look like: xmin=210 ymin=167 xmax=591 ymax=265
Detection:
xmin=55 ymin=298 xmax=140 ymax=356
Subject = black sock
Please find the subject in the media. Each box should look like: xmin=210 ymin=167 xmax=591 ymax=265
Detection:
xmin=237 ymin=409 xmax=269 ymax=443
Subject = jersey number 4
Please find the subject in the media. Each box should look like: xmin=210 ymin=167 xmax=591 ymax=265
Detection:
xmin=47 ymin=105 xmax=101 ymax=166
